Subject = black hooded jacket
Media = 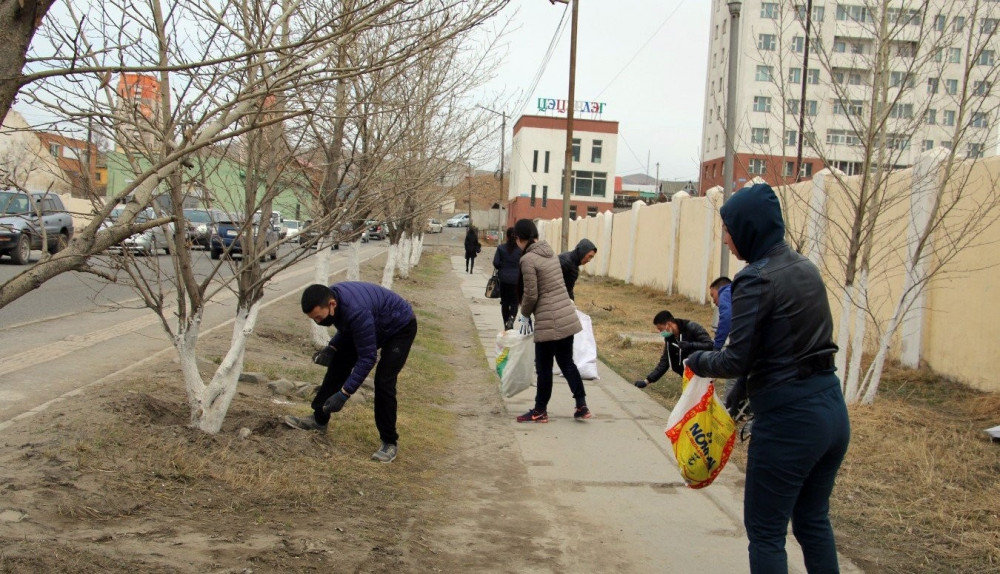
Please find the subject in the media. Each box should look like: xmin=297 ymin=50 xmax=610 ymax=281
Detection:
xmin=686 ymin=183 xmax=838 ymax=413
xmin=558 ymin=238 xmax=597 ymax=300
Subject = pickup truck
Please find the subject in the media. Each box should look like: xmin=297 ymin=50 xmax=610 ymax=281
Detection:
xmin=0 ymin=189 xmax=74 ymax=264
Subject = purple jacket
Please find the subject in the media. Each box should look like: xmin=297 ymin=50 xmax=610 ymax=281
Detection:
xmin=327 ymin=282 xmax=416 ymax=394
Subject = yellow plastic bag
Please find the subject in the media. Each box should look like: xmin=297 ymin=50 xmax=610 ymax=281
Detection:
xmin=664 ymin=366 xmax=737 ymax=489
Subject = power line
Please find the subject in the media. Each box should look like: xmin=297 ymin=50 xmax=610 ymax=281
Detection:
xmin=514 ymin=3 xmax=570 ymax=116
xmin=595 ymin=0 xmax=688 ymax=99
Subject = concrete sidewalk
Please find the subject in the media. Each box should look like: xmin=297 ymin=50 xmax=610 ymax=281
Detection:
xmin=453 ymin=256 xmax=860 ymax=573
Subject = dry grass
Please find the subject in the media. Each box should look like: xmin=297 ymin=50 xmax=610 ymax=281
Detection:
xmin=574 ymin=274 xmax=1000 ymax=573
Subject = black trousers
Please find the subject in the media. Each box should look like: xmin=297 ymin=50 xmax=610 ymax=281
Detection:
xmin=311 ymin=318 xmax=418 ymax=445
xmin=465 ymin=255 xmax=476 ymax=272
xmin=499 ymin=282 xmax=518 ymax=327
xmin=533 ymin=335 xmax=586 ymax=411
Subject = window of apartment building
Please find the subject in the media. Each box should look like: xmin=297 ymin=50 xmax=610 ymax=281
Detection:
xmin=785 ymin=130 xmax=798 ymax=146
xmin=833 ymin=39 xmax=846 ymax=53
xmin=934 ymin=14 xmax=946 ymax=31
xmin=834 ymin=70 xmax=865 ymax=85
xmin=833 ymin=161 xmax=864 ymax=175
xmin=569 ymin=205 xmax=578 ymax=220
xmin=980 ymin=50 xmax=995 ymax=66
xmin=834 ymin=99 xmax=864 ymax=116
xmin=757 ymin=33 xmax=777 ymax=51
xmin=572 ymin=171 xmax=608 ymax=197
xmin=948 ymin=48 xmax=962 ymax=63
xmin=592 ymin=140 xmax=603 ymax=163
xmin=926 ymin=108 xmax=937 ymax=124
xmin=542 ymin=185 xmax=548 ymax=207
xmin=530 ymin=184 xmax=537 ymax=207
xmin=806 ymin=68 xmax=820 ymax=84
xmin=787 ymin=98 xmax=800 ymax=114
xmin=753 ymin=96 xmax=772 ymax=112
xmin=980 ymin=18 xmax=998 ymax=34
xmin=795 ymin=4 xmax=825 ymax=22
xmin=783 ymin=161 xmax=796 ymax=177
xmin=943 ymin=110 xmax=956 ymax=126
xmin=851 ymin=41 xmax=866 ymax=55
xmin=48 ymin=143 xmax=60 ymax=158
xmin=975 ymin=81 xmax=991 ymax=96
xmin=532 ymin=150 xmax=539 ymax=172
xmin=968 ymin=143 xmax=985 ymax=158
xmin=784 ymin=161 xmax=813 ymax=177
xmin=941 ymin=141 xmax=952 ymax=150
xmin=927 ymin=77 xmax=939 ymax=94
xmin=756 ymin=65 xmax=774 ymax=81
xmin=792 ymin=36 xmax=804 ymax=53
xmin=748 ymin=159 xmax=767 ymax=174
xmin=544 ymin=151 xmax=550 ymax=173
xmin=923 ymin=139 xmax=935 ymax=151
xmin=896 ymin=42 xmax=917 ymax=58
xmin=945 ymin=79 xmax=959 ymax=95
xmin=933 ymin=47 xmax=944 ymax=62
xmin=572 ymin=138 xmax=581 ymax=162
xmin=806 ymin=100 xmax=818 ymax=116
xmin=587 ymin=206 xmax=598 ymax=218
xmin=827 ymin=129 xmax=861 ymax=146
xmin=837 ymin=5 xmax=872 ymax=23
xmin=971 ymin=112 xmax=989 ymax=128
xmin=889 ymin=103 xmax=914 ymax=119
xmin=751 ymin=128 xmax=770 ymax=144
xmin=890 ymin=71 xmax=915 ymax=88
xmin=95 ymin=172 xmax=102 ymax=182
xmin=954 ymin=16 xmax=965 ymax=33
xmin=761 ymin=2 xmax=779 ymax=18
xmin=788 ymin=67 xmax=802 ymax=84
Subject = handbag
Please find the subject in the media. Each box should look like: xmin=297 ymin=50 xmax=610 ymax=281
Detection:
xmin=485 ymin=271 xmax=501 ymax=298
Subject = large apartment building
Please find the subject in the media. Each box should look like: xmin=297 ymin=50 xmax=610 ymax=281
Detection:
xmin=700 ymin=0 xmax=1000 ymax=193
xmin=507 ymin=115 xmax=618 ymax=225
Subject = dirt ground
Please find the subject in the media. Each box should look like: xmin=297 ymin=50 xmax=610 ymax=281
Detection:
xmin=0 ymin=248 xmax=593 ymax=573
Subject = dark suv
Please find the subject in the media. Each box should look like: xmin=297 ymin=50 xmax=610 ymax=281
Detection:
xmin=0 ymin=189 xmax=74 ymax=264
xmin=184 ymin=208 xmax=225 ymax=248
xmin=209 ymin=218 xmax=278 ymax=261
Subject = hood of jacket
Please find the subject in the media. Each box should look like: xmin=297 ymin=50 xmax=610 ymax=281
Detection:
xmin=566 ymin=238 xmax=597 ymax=264
xmin=525 ymin=239 xmax=555 ymax=259
xmin=720 ymin=183 xmax=786 ymax=263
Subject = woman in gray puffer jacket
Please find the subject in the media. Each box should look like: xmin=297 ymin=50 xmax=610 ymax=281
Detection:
xmin=512 ymin=219 xmax=591 ymax=422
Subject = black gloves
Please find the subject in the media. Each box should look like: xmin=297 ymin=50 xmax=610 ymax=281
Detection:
xmin=634 ymin=380 xmax=648 ymax=388
xmin=723 ymin=378 xmax=749 ymax=419
xmin=323 ymin=391 xmax=350 ymax=414
xmin=312 ymin=346 xmax=335 ymax=366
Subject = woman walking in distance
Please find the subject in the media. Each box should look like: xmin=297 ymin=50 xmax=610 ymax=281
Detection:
xmin=464 ymin=226 xmax=481 ymax=273
xmin=492 ymin=227 xmax=522 ymax=330
xmin=511 ymin=219 xmax=592 ymax=422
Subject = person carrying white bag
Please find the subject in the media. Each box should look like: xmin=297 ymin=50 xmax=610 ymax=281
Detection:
xmin=495 ymin=316 xmax=535 ymax=398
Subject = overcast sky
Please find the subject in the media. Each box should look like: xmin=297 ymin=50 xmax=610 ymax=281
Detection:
xmin=479 ymin=0 xmax=711 ymax=182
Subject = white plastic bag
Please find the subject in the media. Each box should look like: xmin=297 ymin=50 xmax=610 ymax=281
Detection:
xmin=495 ymin=324 xmax=535 ymax=398
xmin=554 ymin=310 xmax=600 ymax=380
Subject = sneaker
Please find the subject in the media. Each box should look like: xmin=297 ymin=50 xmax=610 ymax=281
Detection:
xmin=574 ymin=405 xmax=592 ymax=420
xmin=372 ymin=442 xmax=398 ymax=463
xmin=284 ymin=414 xmax=327 ymax=433
xmin=516 ymin=409 xmax=548 ymax=423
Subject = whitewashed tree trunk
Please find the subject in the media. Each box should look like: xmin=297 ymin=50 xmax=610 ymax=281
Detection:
xmin=844 ymin=269 xmax=869 ymax=404
xmin=806 ymin=170 xmax=832 ymax=266
xmin=381 ymin=242 xmax=398 ymax=289
xmin=181 ymin=302 xmax=260 ymax=434
xmin=347 ymin=240 xmax=361 ymax=281
xmin=310 ymin=234 xmax=335 ymax=347
xmin=410 ymin=234 xmax=423 ymax=267
xmin=397 ymin=233 xmax=412 ymax=279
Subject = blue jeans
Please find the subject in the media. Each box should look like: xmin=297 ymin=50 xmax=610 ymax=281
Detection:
xmin=745 ymin=383 xmax=850 ymax=573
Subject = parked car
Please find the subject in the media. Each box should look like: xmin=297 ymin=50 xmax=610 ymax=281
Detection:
xmin=106 ymin=207 xmax=175 ymax=256
xmin=282 ymin=219 xmax=301 ymax=242
xmin=445 ymin=213 xmax=470 ymax=227
xmin=426 ymin=218 xmax=443 ymax=233
xmin=0 ymin=189 xmax=74 ymax=264
xmin=209 ymin=218 xmax=278 ymax=261
xmin=367 ymin=220 xmax=386 ymax=240
xmin=183 ymin=208 xmax=225 ymax=248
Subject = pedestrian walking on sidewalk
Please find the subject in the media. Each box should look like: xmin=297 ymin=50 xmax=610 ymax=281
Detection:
xmin=633 ymin=311 xmax=713 ymax=388
xmin=492 ymin=227 xmax=522 ymax=330
xmin=558 ymin=238 xmax=597 ymax=301
xmin=464 ymin=226 xmax=481 ymax=273
xmin=286 ymin=282 xmax=418 ymax=464
xmin=686 ymin=183 xmax=850 ymax=574
xmin=511 ymin=218 xmax=592 ymax=423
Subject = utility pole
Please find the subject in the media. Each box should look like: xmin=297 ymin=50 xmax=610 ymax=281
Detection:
xmin=721 ymin=0 xmax=742 ymax=277
xmin=655 ymin=162 xmax=660 ymax=200
xmin=558 ymin=0 xmax=579 ymax=253
xmin=477 ymin=105 xmax=507 ymax=232
xmin=794 ymin=0 xmax=814 ymax=183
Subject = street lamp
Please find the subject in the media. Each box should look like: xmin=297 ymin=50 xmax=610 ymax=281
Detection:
xmin=549 ymin=0 xmax=578 ymax=253
xmin=720 ymin=0 xmax=741 ymax=277
xmin=477 ymin=105 xmax=507 ymax=233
